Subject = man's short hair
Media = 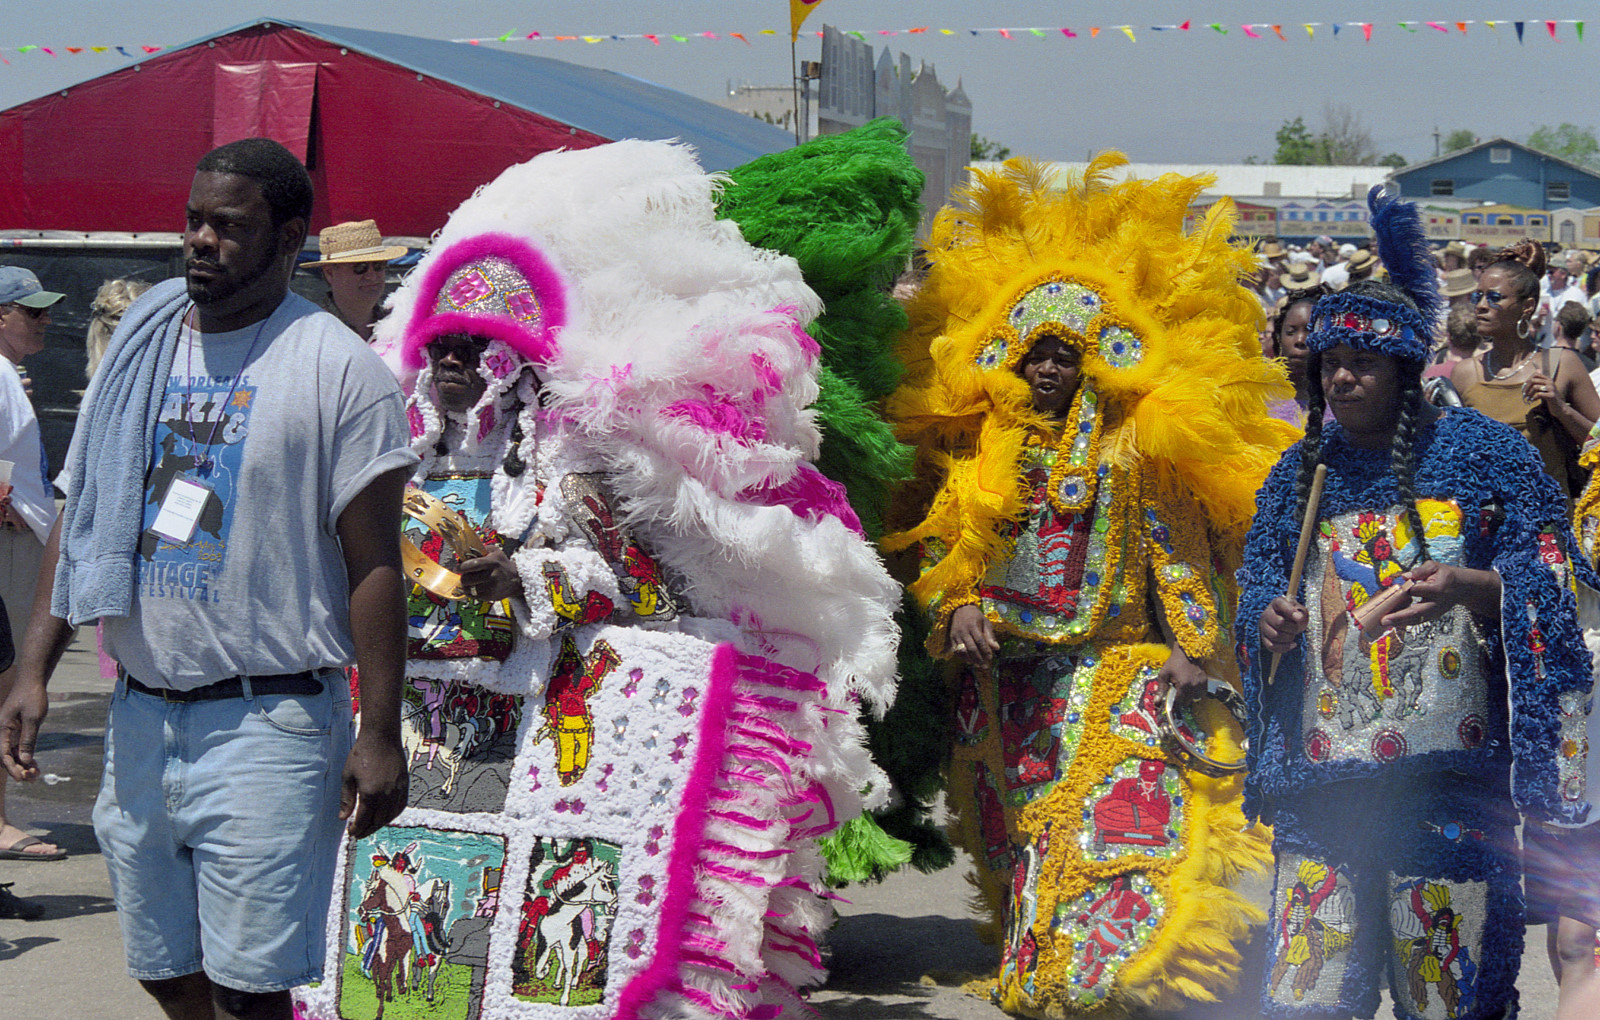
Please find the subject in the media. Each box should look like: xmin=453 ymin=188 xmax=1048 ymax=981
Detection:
xmin=195 ymin=138 xmax=313 ymax=228
xmin=1557 ymin=299 xmax=1591 ymax=341
xmin=1467 ymin=246 xmax=1495 ymax=272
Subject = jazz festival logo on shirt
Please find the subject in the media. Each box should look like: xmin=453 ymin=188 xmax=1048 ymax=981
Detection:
xmin=137 ymin=373 xmax=255 ymax=602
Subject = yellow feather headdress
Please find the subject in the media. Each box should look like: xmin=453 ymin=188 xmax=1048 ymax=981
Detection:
xmin=885 ymin=153 xmax=1296 ymax=608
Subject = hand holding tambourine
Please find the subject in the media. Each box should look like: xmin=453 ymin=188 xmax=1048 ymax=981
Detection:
xmin=401 ymin=488 xmax=491 ymax=601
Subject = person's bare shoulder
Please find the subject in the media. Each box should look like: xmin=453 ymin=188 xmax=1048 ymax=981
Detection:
xmin=1555 ymin=347 xmax=1592 ymax=382
xmin=1450 ymin=354 xmax=1478 ymax=389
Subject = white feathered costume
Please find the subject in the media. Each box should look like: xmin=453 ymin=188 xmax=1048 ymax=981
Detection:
xmin=294 ymin=141 xmax=900 ymax=1020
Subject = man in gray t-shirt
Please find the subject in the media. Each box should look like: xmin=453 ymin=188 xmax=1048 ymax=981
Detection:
xmin=0 ymin=139 xmax=417 ymax=1020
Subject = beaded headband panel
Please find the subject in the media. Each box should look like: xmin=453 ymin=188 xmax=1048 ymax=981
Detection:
xmin=975 ymin=275 xmax=1146 ymax=373
xmin=1305 ymin=291 xmax=1430 ymax=363
xmin=435 ymin=256 xmax=547 ymax=328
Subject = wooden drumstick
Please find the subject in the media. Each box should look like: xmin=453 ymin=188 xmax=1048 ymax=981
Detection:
xmin=1267 ymin=463 xmax=1327 ymax=686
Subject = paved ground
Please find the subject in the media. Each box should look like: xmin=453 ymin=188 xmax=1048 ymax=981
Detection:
xmin=0 ymin=632 xmax=1566 ymax=1018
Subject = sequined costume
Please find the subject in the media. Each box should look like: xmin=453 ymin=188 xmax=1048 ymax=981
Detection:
xmin=885 ymin=155 xmax=1294 ymax=1015
xmin=1236 ymin=189 xmax=1597 ymax=1020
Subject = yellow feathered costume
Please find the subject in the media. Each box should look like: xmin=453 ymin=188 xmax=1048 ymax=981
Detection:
xmin=885 ymin=155 xmax=1296 ymax=1015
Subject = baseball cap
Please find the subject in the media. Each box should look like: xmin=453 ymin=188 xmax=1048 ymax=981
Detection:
xmin=0 ymin=266 xmax=65 ymax=308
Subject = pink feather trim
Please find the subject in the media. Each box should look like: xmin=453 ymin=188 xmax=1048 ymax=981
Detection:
xmin=738 ymin=463 xmax=864 ymax=536
xmin=612 ymin=642 xmax=741 ymax=1019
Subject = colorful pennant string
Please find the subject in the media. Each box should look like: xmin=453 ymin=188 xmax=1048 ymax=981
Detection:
xmin=4 ymin=19 xmax=1600 ymax=59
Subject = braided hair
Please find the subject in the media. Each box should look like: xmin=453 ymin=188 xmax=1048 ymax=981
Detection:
xmin=1292 ymin=279 xmax=1431 ymax=567
xmin=1292 ymin=349 xmax=1326 ymax=525
xmin=502 ymin=397 xmax=527 ymax=477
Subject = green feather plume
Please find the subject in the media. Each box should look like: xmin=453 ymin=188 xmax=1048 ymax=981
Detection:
xmin=718 ymin=119 xmax=954 ymax=882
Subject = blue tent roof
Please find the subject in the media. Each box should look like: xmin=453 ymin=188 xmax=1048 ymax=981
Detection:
xmin=224 ymin=18 xmax=794 ymax=171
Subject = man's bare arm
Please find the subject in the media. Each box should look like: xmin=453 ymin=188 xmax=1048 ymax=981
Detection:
xmin=336 ymin=466 xmax=411 ymax=839
xmin=1 ymin=518 xmax=77 ymax=780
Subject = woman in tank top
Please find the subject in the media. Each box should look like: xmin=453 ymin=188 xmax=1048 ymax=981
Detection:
xmin=1452 ymin=240 xmax=1600 ymax=496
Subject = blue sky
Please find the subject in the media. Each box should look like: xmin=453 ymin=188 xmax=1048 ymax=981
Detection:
xmin=1 ymin=2 xmax=1595 ymax=164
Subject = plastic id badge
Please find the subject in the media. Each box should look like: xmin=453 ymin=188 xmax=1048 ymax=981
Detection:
xmin=150 ymin=475 xmax=213 ymax=545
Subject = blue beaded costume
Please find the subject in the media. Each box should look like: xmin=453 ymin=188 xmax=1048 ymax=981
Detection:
xmin=1236 ymin=190 xmax=1596 ymax=1020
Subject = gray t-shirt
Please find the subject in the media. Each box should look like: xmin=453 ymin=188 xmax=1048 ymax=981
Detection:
xmin=96 ymin=292 xmax=418 ymax=688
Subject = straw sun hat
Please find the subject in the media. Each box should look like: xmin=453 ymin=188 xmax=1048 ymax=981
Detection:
xmin=1278 ymin=263 xmax=1321 ymax=291
xmin=303 ymin=219 xmax=408 ymax=267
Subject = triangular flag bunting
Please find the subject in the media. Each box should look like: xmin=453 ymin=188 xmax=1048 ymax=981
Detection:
xmin=1332 ymin=23 xmax=1341 ymax=36
xmin=141 ymin=45 xmax=160 ymax=53
xmin=1241 ymin=25 xmax=1261 ymax=39
xmin=998 ymin=29 xmax=1012 ymax=39
xmin=40 ymin=46 xmax=55 ymax=55
xmin=497 ymin=31 xmax=513 ymax=42
xmin=1547 ymin=21 xmax=1558 ymax=40
xmin=1362 ymin=23 xmax=1373 ymax=42
xmin=115 ymin=45 xmax=131 ymax=56
xmin=1209 ymin=23 xmax=1227 ymax=35
xmin=1061 ymin=28 xmax=1077 ymax=38
xmin=1305 ymin=24 xmax=1315 ymax=40
xmin=1090 ymin=27 xmax=1101 ymax=38
xmin=1030 ymin=28 xmax=1045 ymax=37
xmin=644 ymin=34 xmax=659 ymax=44
xmin=1180 ymin=20 xmax=1190 ymax=31
xmin=66 ymin=47 xmax=82 ymax=54
xmin=16 ymin=45 xmax=35 ymax=53
xmin=1398 ymin=22 xmax=1416 ymax=33
xmin=91 ymin=46 xmax=107 ymax=53
xmin=1120 ymin=26 xmax=1135 ymax=42
xmin=1457 ymin=22 xmax=1469 ymax=34
xmin=526 ymin=31 xmax=541 ymax=39
xmin=1579 ymin=22 xmax=1586 ymax=42
xmin=730 ymin=32 xmax=749 ymax=44
xmin=1515 ymin=22 xmax=1524 ymax=43
xmin=1271 ymin=25 xmax=1285 ymax=41
xmin=1427 ymin=22 xmax=1447 ymax=33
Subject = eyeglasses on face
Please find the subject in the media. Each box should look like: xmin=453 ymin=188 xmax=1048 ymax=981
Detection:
xmin=2 ymin=304 xmax=48 ymax=319
xmin=1470 ymin=289 xmax=1511 ymax=305
xmin=425 ymin=335 xmax=491 ymax=360
xmin=348 ymin=262 xmax=385 ymax=277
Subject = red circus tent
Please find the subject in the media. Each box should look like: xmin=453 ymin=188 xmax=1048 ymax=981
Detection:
xmin=0 ymin=18 xmax=794 ymax=236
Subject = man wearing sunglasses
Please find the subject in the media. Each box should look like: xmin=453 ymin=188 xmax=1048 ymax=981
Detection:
xmin=303 ymin=220 xmax=406 ymax=342
xmin=0 ymin=266 xmax=64 ymax=872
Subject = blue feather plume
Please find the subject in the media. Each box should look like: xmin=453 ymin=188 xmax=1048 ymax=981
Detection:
xmin=1367 ymin=185 xmax=1443 ymax=326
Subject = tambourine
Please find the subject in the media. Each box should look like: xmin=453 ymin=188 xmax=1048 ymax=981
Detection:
xmin=1161 ymin=678 xmax=1249 ymax=778
xmin=401 ymin=488 xmax=490 ymax=601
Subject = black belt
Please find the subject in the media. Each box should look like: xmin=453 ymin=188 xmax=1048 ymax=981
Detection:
xmin=121 ymin=669 xmax=324 ymax=703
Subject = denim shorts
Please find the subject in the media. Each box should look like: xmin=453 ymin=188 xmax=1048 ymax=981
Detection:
xmin=92 ymin=672 xmax=353 ymax=992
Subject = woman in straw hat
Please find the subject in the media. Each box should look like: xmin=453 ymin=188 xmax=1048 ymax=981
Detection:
xmin=303 ymin=219 xmax=407 ymax=341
